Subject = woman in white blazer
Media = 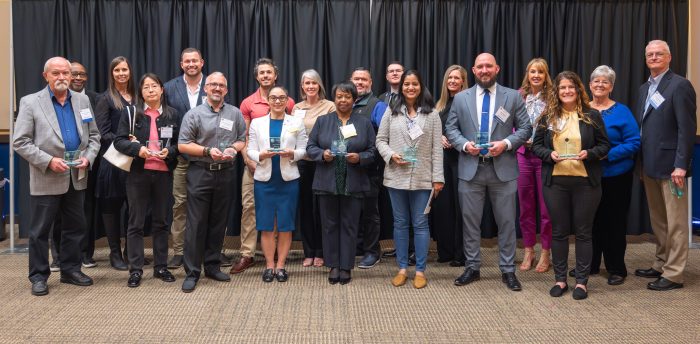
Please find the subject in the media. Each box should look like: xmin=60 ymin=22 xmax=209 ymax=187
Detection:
xmin=247 ymin=86 xmax=308 ymax=283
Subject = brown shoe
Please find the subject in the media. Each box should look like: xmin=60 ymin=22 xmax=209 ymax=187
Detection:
xmin=413 ymin=274 xmax=428 ymax=289
xmin=391 ymin=272 xmax=408 ymax=287
xmin=229 ymin=256 xmax=255 ymax=274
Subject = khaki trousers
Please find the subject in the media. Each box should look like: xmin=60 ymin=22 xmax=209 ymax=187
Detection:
xmin=240 ymin=167 xmax=257 ymax=257
xmin=642 ymin=173 xmax=689 ymax=283
xmin=170 ymin=156 xmax=189 ymax=255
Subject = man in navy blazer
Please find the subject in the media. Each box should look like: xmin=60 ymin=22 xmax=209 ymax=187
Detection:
xmin=163 ymin=48 xmax=207 ymax=269
xmin=445 ymin=53 xmax=531 ymax=292
xmin=634 ymin=40 xmax=697 ymax=291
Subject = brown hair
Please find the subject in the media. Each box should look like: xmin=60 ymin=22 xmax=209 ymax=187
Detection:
xmin=106 ymin=56 xmax=136 ymax=110
xmin=541 ymin=71 xmax=594 ymax=131
xmin=520 ymin=58 xmax=553 ymax=96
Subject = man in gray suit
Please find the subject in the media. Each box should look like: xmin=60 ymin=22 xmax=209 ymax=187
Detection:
xmin=13 ymin=57 xmax=101 ymax=296
xmin=445 ymin=53 xmax=531 ymax=291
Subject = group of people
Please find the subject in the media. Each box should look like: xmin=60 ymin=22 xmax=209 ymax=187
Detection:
xmin=13 ymin=39 xmax=695 ymax=300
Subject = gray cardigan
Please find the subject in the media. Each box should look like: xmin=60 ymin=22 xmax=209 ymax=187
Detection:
xmin=376 ymin=106 xmax=444 ymax=190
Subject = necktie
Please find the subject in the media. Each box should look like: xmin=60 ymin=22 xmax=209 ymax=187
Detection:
xmin=389 ymin=92 xmax=398 ymax=108
xmin=479 ymin=89 xmax=490 ymax=155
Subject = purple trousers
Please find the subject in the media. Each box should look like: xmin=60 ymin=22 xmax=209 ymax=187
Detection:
xmin=517 ymin=148 xmax=552 ymax=249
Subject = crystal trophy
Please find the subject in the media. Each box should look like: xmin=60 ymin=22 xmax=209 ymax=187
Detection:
xmin=558 ymin=137 xmax=578 ymax=159
xmin=669 ymin=179 xmax=684 ymax=198
xmin=330 ymin=139 xmax=347 ymax=156
xmin=269 ymin=136 xmax=283 ymax=152
xmin=146 ymin=140 xmax=162 ymax=155
xmin=63 ymin=150 xmax=81 ymax=167
xmin=474 ymin=132 xmax=492 ymax=149
xmin=218 ymin=140 xmax=236 ymax=158
xmin=402 ymin=146 xmax=418 ymax=165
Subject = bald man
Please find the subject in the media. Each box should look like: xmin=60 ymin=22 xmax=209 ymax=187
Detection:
xmin=13 ymin=57 xmax=101 ymax=296
xmin=445 ymin=53 xmax=531 ymax=292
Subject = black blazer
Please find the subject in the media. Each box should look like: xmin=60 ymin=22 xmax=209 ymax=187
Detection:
xmin=532 ymin=110 xmax=610 ymax=187
xmin=113 ymin=105 xmax=181 ymax=171
xmin=635 ymin=70 xmax=697 ymax=179
xmin=163 ymin=74 xmax=207 ymax=118
xmin=306 ymin=112 xmax=377 ymax=194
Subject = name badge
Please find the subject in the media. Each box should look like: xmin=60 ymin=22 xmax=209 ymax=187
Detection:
xmin=202 ymin=96 xmax=208 ymax=104
xmin=408 ymin=124 xmax=424 ymax=140
xmin=495 ymin=107 xmax=510 ymax=123
xmin=219 ymin=118 xmax=234 ymax=131
xmin=80 ymin=108 xmax=93 ymax=122
xmin=293 ymin=109 xmax=307 ymax=119
xmin=160 ymin=127 xmax=173 ymax=138
xmin=340 ymin=124 xmax=357 ymax=139
xmin=650 ymin=91 xmax=665 ymax=109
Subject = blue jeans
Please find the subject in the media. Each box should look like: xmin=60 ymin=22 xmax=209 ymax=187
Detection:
xmin=387 ymin=187 xmax=432 ymax=272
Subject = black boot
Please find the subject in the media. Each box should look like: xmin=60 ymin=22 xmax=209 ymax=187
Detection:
xmin=103 ymin=213 xmax=127 ymax=271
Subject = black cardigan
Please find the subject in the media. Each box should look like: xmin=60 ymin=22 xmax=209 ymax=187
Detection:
xmin=114 ymin=105 xmax=181 ymax=172
xmin=531 ymin=109 xmax=610 ymax=186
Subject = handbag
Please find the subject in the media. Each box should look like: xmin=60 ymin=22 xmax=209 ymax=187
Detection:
xmin=103 ymin=105 xmax=136 ymax=172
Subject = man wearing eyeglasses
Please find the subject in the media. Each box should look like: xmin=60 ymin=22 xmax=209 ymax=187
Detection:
xmin=634 ymin=39 xmax=697 ymax=291
xmin=378 ymin=61 xmax=404 ymax=109
xmin=178 ymin=72 xmax=246 ymax=293
xmin=232 ymin=58 xmax=295 ymax=275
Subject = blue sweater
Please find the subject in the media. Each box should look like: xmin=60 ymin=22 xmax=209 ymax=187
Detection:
xmin=601 ymin=102 xmax=640 ymax=177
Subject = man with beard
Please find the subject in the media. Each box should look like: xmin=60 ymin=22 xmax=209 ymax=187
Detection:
xmin=445 ymin=53 xmax=531 ymax=291
xmin=13 ymin=57 xmax=101 ymax=296
xmin=231 ymin=58 xmax=295 ymax=274
xmin=349 ymin=68 xmax=387 ymax=269
xmin=178 ymin=72 xmax=246 ymax=293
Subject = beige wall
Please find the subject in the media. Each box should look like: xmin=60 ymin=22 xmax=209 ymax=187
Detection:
xmin=0 ymin=0 xmax=12 ymax=132
xmin=691 ymin=2 xmax=700 ymax=136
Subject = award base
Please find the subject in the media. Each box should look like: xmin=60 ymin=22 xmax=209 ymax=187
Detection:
xmin=64 ymin=160 xmax=81 ymax=167
xmin=474 ymin=143 xmax=493 ymax=149
xmin=558 ymin=154 xmax=578 ymax=159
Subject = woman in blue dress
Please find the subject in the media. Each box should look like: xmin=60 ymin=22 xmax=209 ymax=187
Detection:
xmin=247 ymin=86 xmax=308 ymax=283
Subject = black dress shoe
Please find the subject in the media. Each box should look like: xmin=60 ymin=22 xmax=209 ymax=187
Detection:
xmin=220 ymin=253 xmax=234 ymax=267
xmin=382 ymin=249 xmax=397 ymax=258
xmin=647 ymin=277 xmax=683 ymax=291
xmin=182 ymin=277 xmax=197 ymax=293
xmin=110 ymin=254 xmax=128 ymax=271
xmin=167 ymin=255 xmax=184 ymax=269
xmin=454 ymin=268 xmax=480 ymax=286
xmin=275 ymin=269 xmax=289 ymax=282
xmin=204 ymin=270 xmax=231 ymax=282
xmin=449 ymin=259 xmax=465 ymax=267
xmin=572 ymin=286 xmax=588 ymax=300
xmin=328 ymin=268 xmax=340 ymax=285
xmin=607 ymin=274 xmax=626 ymax=286
xmin=502 ymin=272 xmax=522 ymax=291
xmin=339 ymin=269 xmax=352 ymax=285
xmin=31 ymin=280 xmax=48 ymax=296
xmin=127 ymin=272 xmax=142 ymax=288
xmin=549 ymin=283 xmax=568 ymax=297
xmin=154 ymin=268 xmax=176 ymax=282
xmin=262 ymin=269 xmax=275 ymax=283
xmin=60 ymin=271 xmax=93 ymax=286
xmin=635 ymin=268 xmax=662 ymax=278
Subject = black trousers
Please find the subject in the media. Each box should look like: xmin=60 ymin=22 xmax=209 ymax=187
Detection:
xmin=28 ymin=182 xmax=86 ymax=282
xmin=543 ymin=176 xmax=601 ymax=285
xmin=125 ymin=169 xmax=172 ymax=273
xmin=431 ymin=151 xmax=463 ymax=261
xmin=298 ymin=161 xmax=323 ymax=258
xmin=360 ymin=178 xmax=381 ymax=256
xmin=183 ymin=164 xmax=235 ymax=280
xmin=319 ymin=194 xmax=362 ymax=270
xmin=592 ymin=170 xmax=632 ymax=276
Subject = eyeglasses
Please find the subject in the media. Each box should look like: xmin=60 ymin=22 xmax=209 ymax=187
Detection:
xmin=142 ymin=84 xmax=161 ymax=91
xmin=645 ymin=52 xmax=667 ymax=59
xmin=71 ymin=72 xmax=87 ymax=78
xmin=206 ymin=83 xmax=227 ymax=89
xmin=269 ymin=96 xmax=288 ymax=103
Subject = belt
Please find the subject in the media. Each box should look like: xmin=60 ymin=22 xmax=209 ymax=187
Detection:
xmin=479 ymin=156 xmax=493 ymax=163
xmin=192 ymin=161 xmax=234 ymax=171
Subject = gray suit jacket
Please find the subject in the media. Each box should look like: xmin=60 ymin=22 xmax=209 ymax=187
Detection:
xmin=13 ymin=87 xmax=101 ymax=195
xmin=164 ymin=74 xmax=207 ymax=119
xmin=444 ymin=84 xmax=531 ymax=182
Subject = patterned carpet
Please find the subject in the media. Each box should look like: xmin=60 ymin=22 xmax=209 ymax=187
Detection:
xmin=0 ymin=234 xmax=698 ymax=343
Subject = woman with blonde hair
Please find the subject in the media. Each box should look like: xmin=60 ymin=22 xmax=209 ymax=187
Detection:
xmin=517 ymin=58 xmax=554 ymax=272
xmin=431 ymin=65 xmax=468 ymax=267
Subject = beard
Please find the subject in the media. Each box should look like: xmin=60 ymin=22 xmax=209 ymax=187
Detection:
xmin=475 ymin=75 xmax=497 ymax=89
xmin=54 ymin=81 xmax=69 ymax=92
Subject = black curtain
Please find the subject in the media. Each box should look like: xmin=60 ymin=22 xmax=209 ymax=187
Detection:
xmin=13 ymin=0 xmax=688 ymax=237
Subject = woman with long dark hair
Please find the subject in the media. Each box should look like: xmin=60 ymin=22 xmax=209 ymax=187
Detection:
xmin=114 ymin=73 xmax=180 ymax=287
xmin=94 ymin=56 xmax=136 ymax=270
xmin=532 ymin=71 xmax=610 ymax=300
xmin=377 ymin=70 xmax=444 ymax=289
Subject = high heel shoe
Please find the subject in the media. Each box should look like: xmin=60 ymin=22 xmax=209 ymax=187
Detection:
xmin=520 ymin=247 xmax=535 ymax=271
xmin=535 ymin=249 xmax=551 ymax=273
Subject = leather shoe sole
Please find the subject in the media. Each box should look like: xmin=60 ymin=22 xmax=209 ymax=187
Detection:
xmin=647 ymin=278 xmax=684 ymax=291
xmin=60 ymin=273 xmax=93 ymax=287
xmin=31 ymin=281 xmax=49 ymax=296
xmin=182 ymin=278 xmax=197 ymax=293
xmin=230 ymin=257 xmax=255 ymax=274
xmin=454 ymin=270 xmax=480 ymax=286
xmin=154 ymin=269 xmax=176 ymax=282
xmin=607 ymin=274 xmax=626 ymax=286
xmin=502 ymin=273 xmax=522 ymax=291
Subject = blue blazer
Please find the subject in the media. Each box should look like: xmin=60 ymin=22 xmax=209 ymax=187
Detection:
xmin=163 ymin=74 xmax=207 ymax=120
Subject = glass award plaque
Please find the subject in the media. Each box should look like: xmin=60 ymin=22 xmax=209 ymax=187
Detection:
xmin=218 ymin=141 xmax=235 ymax=158
xmin=330 ymin=139 xmax=347 ymax=156
xmin=63 ymin=150 xmax=81 ymax=167
xmin=402 ymin=146 xmax=418 ymax=164
xmin=269 ymin=136 xmax=283 ymax=152
xmin=558 ymin=138 xmax=578 ymax=159
xmin=146 ymin=140 xmax=162 ymax=155
xmin=474 ymin=131 xmax=493 ymax=149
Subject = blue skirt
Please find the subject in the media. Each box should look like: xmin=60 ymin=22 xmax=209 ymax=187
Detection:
xmin=254 ymin=174 xmax=300 ymax=232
